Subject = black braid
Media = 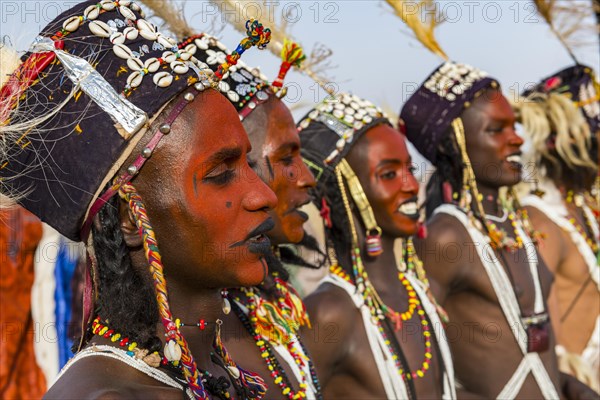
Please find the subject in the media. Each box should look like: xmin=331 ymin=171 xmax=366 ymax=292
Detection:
xmin=425 ymin=129 xmax=464 ymax=218
xmin=90 ymin=192 xmax=161 ymax=353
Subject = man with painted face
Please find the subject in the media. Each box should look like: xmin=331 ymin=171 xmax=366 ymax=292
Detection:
xmin=188 ymin=35 xmax=323 ymax=399
xmin=297 ymin=93 xmax=456 ymax=399
xmin=513 ymin=65 xmax=600 ymax=392
xmin=0 ymin=2 xmax=277 ymax=399
xmin=402 ymin=61 xmax=596 ymax=399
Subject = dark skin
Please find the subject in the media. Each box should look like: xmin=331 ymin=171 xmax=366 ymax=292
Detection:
xmin=416 ymin=89 xmax=597 ymax=399
xmin=525 ymin=130 xmax=600 ymax=387
xmin=303 ymin=125 xmax=448 ymax=399
xmin=222 ymin=97 xmax=317 ymax=399
xmin=45 ymin=90 xmax=278 ymax=399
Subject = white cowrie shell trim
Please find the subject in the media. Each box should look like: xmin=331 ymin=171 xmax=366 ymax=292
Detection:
xmin=227 ymin=91 xmax=240 ymax=102
xmin=84 ymin=5 xmax=100 ymax=20
xmin=89 ymin=20 xmax=112 ymax=38
xmin=145 ymin=58 xmax=160 ymax=73
xmin=194 ymin=38 xmax=209 ymax=50
xmin=63 ymin=16 xmax=81 ymax=32
xmin=119 ymin=5 xmax=137 ymax=21
xmin=162 ymin=51 xmax=176 ymax=63
xmin=137 ymin=19 xmax=155 ymax=33
xmin=127 ymin=57 xmax=144 ymax=71
xmin=109 ymin=31 xmax=125 ymax=44
xmin=127 ymin=71 xmax=143 ymax=88
xmin=178 ymin=51 xmax=192 ymax=61
xmin=120 ymin=0 xmax=132 ymax=7
xmin=156 ymin=35 xmax=173 ymax=49
xmin=218 ymin=81 xmax=230 ymax=92
xmin=170 ymin=61 xmax=188 ymax=75
xmin=123 ymin=26 xmax=138 ymax=40
xmin=139 ymin=29 xmax=158 ymax=41
xmin=100 ymin=0 xmax=116 ymax=11
xmin=130 ymin=2 xmax=141 ymax=11
xmin=185 ymin=44 xmax=197 ymax=55
xmin=153 ymin=71 xmax=173 ymax=87
xmin=113 ymin=43 xmax=134 ymax=59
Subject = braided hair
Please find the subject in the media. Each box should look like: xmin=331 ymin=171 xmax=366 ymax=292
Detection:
xmin=88 ymin=191 xmax=161 ymax=353
xmin=424 ymin=128 xmax=464 ymax=218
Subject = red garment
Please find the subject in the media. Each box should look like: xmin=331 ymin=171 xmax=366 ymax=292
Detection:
xmin=0 ymin=207 xmax=46 ymax=399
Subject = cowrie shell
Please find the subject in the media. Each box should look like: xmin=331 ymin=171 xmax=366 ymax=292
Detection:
xmin=100 ymin=0 xmax=116 ymax=11
xmin=137 ymin=19 xmax=154 ymax=32
xmin=156 ymin=35 xmax=173 ymax=49
xmin=89 ymin=20 xmax=112 ymax=38
xmin=227 ymin=366 xmax=240 ymax=380
xmin=130 ymin=2 xmax=141 ymax=11
xmin=84 ymin=5 xmax=100 ymax=20
xmin=139 ymin=29 xmax=158 ymax=41
xmin=109 ymin=31 xmax=125 ymax=44
xmin=113 ymin=43 xmax=134 ymax=59
xmin=123 ymin=26 xmax=138 ymax=41
xmin=185 ymin=44 xmax=197 ymax=55
xmin=194 ymin=37 xmax=208 ymax=50
xmin=218 ymin=81 xmax=230 ymax=92
xmin=178 ymin=50 xmax=192 ymax=61
xmin=170 ymin=61 xmax=188 ymax=74
xmin=145 ymin=58 xmax=160 ymax=73
xmin=119 ymin=5 xmax=137 ymax=21
xmin=332 ymin=110 xmax=344 ymax=119
xmin=127 ymin=71 xmax=143 ymax=88
xmin=164 ymin=341 xmax=182 ymax=362
xmin=153 ymin=71 xmax=173 ymax=87
xmin=119 ymin=0 xmax=132 ymax=6
xmin=127 ymin=57 xmax=144 ymax=71
xmin=162 ymin=51 xmax=176 ymax=63
xmin=299 ymin=119 xmax=310 ymax=129
xmin=62 ymin=16 xmax=81 ymax=32
xmin=227 ymin=90 xmax=239 ymax=102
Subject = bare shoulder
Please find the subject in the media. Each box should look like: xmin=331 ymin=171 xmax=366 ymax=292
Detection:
xmin=425 ymin=211 xmax=470 ymax=245
xmin=45 ymin=353 xmax=177 ymax=400
xmin=524 ymin=205 xmax=566 ymax=273
xmin=304 ymin=281 xmax=359 ymax=331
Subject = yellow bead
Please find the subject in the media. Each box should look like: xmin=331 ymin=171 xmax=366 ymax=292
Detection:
xmin=417 ymin=370 xmax=424 ymax=377
xmin=424 ymin=331 xmax=431 ymax=337
xmin=261 ymin=352 xmax=269 ymax=358
xmin=111 ymin=334 xmax=120 ymax=342
xmin=282 ymin=388 xmax=291 ymax=395
xmin=128 ymin=342 xmax=137 ymax=351
xmin=275 ymin=377 xmax=283 ymax=384
xmin=99 ymin=326 xmax=108 ymax=335
xmin=425 ymin=352 xmax=432 ymax=359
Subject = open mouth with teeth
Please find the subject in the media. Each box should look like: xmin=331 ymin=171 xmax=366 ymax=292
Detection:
xmin=505 ymin=154 xmax=522 ymax=169
xmin=397 ymin=200 xmax=419 ymax=219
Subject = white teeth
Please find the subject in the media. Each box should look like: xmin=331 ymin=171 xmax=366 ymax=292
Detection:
xmin=506 ymin=155 xmax=522 ymax=164
xmin=398 ymin=202 xmax=418 ymax=215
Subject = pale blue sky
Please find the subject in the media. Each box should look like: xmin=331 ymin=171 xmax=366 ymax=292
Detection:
xmin=1 ymin=0 xmax=598 ymax=158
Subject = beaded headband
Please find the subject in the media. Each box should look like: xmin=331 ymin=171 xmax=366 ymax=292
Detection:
xmin=0 ymin=1 xmax=269 ymax=241
xmin=299 ymin=92 xmax=392 ymax=257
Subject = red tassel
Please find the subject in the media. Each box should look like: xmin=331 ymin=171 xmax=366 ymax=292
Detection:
xmin=442 ymin=181 xmax=453 ymax=203
xmin=417 ymin=222 xmax=428 ymax=239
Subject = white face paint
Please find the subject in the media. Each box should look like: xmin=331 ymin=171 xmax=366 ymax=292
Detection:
xmin=262 ymin=143 xmax=274 ymax=159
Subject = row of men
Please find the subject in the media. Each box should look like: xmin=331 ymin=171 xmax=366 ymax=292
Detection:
xmin=0 ymin=1 xmax=598 ymax=399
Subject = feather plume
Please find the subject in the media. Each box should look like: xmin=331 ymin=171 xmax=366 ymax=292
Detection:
xmin=533 ymin=0 xmax=599 ymax=62
xmin=385 ymin=0 xmax=448 ymax=60
xmin=209 ymin=0 xmax=336 ymax=95
xmin=138 ymin=0 xmax=196 ymax=39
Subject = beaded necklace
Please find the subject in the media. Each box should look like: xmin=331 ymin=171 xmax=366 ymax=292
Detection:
xmin=230 ymin=277 xmax=322 ymax=400
xmin=92 ymin=316 xmax=264 ymax=400
xmin=565 ymin=191 xmax=600 ymax=255
xmin=331 ymin=166 xmax=436 ymax=382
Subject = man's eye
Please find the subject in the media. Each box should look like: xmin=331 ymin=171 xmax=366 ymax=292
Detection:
xmin=408 ymin=166 xmax=417 ymax=174
xmin=204 ymin=165 xmax=235 ymax=185
xmin=281 ymin=156 xmax=294 ymax=166
xmin=381 ymin=171 xmax=397 ymax=180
